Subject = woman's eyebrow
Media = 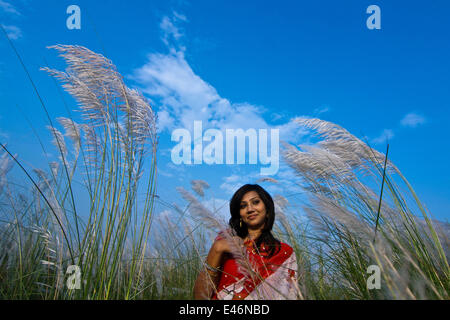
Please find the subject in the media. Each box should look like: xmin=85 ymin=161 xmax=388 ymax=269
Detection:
xmin=241 ymin=197 xmax=260 ymax=203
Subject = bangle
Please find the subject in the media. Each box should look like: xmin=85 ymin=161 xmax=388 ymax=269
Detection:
xmin=204 ymin=261 xmax=220 ymax=273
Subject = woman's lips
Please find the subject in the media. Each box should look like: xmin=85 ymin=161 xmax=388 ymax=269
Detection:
xmin=247 ymin=214 xmax=258 ymax=220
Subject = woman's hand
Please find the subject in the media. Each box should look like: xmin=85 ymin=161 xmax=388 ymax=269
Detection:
xmin=193 ymin=236 xmax=243 ymax=299
xmin=213 ymin=236 xmax=244 ymax=254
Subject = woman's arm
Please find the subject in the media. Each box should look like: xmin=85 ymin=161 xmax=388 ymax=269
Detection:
xmin=193 ymin=239 xmax=230 ymax=300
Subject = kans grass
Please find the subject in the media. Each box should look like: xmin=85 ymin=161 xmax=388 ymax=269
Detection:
xmin=0 ymin=45 xmax=448 ymax=299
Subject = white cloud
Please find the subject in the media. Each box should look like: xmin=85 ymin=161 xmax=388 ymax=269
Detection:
xmin=276 ymin=119 xmax=309 ymax=143
xmin=219 ymin=171 xmax=269 ymax=195
xmin=166 ymin=162 xmax=186 ymax=174
xmin=156 ymin=107 xmax=175 ymax=132
xmin=132 ymin=13 xmax=306 ymax=148
xmin=270 ymin=112 xmax=284 ymax=121
xmin=2 ymin=25 xmax=22 ymax=40
xmin=220 ymin=174 xmax=244 ymax=195
xmin=160 ymin=16 xmax=182 ymax=42
xmin=172 ymin=11 xmax=187 ymax=22
xmin=158 ymin=167 xmax=174 ymax=178
xmin=401 ymin=112 xmax=426 ymax=128
xmin=132 ymin=12 xmax=317 ymax=179
xmin=158 ymin=147 xmax=172 ymax=157
xmin=0 ymin=0 xmax=20 ymax=15
xmin=219 ymin=165 xmax=295 ymax=196
xmin=133 ymin=50 xmax=221 ymax=130
xmin=372 ymin=128 xmax=394 ymax=144
xmin=313 ymin=105 xmax=330 ymax=115
xmin=159 ymin=12 xmax=186 ymax=52
xmin=0 ymin=129 xmax=8 ymax=140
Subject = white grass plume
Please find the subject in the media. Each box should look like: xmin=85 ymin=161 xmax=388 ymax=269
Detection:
xmin=46 ymin=126 xmax=67 ymax=164
xmin=256 ymin=177 xmax=279 ymax=184
xmin=57 ymin=117 xmax=81 ymax=157
xmin=283 ymin=117 xmax=449 ymax=299
xmin=190 ymin=180 xmax=210 ymax=197
xmin=41 ymin=45 xmax=157 ymax=152
xmin=0 ymin=149 xmax=14 ymax=195
xmin=177 ymin=186 xmax=225 ymax=230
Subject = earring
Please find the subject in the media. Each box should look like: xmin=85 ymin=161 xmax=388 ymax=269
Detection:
xmin=240 ymin=218 xmax=242 ymax=228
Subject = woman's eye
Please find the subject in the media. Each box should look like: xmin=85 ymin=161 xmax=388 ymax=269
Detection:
xmin=252 ymin=200 xmax=260 ymax=205
xmin=240 ymin=204 xmax=247 ymax=209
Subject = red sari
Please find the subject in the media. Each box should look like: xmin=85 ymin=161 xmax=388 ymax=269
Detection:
xmin=211 ymin=234 xmax=298 ymax=300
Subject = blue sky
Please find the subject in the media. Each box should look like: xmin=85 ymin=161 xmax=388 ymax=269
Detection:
xmin=0 ymin=0 xmax=449 ymax=222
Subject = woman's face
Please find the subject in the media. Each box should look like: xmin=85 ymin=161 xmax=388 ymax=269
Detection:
xmin=239 ymin=191 xmax=267 ymax=230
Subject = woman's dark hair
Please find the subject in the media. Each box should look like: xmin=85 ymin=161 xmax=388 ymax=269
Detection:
xmin=229 ymin=184 xmax=281 ymax=258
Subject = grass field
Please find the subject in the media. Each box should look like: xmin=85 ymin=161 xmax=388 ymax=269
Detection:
xmin=0 ymin=45 xmax=448 ymax=300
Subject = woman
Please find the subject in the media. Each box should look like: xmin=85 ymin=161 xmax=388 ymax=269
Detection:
xmin=193 ymin=184 xmax=298 ymax=300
